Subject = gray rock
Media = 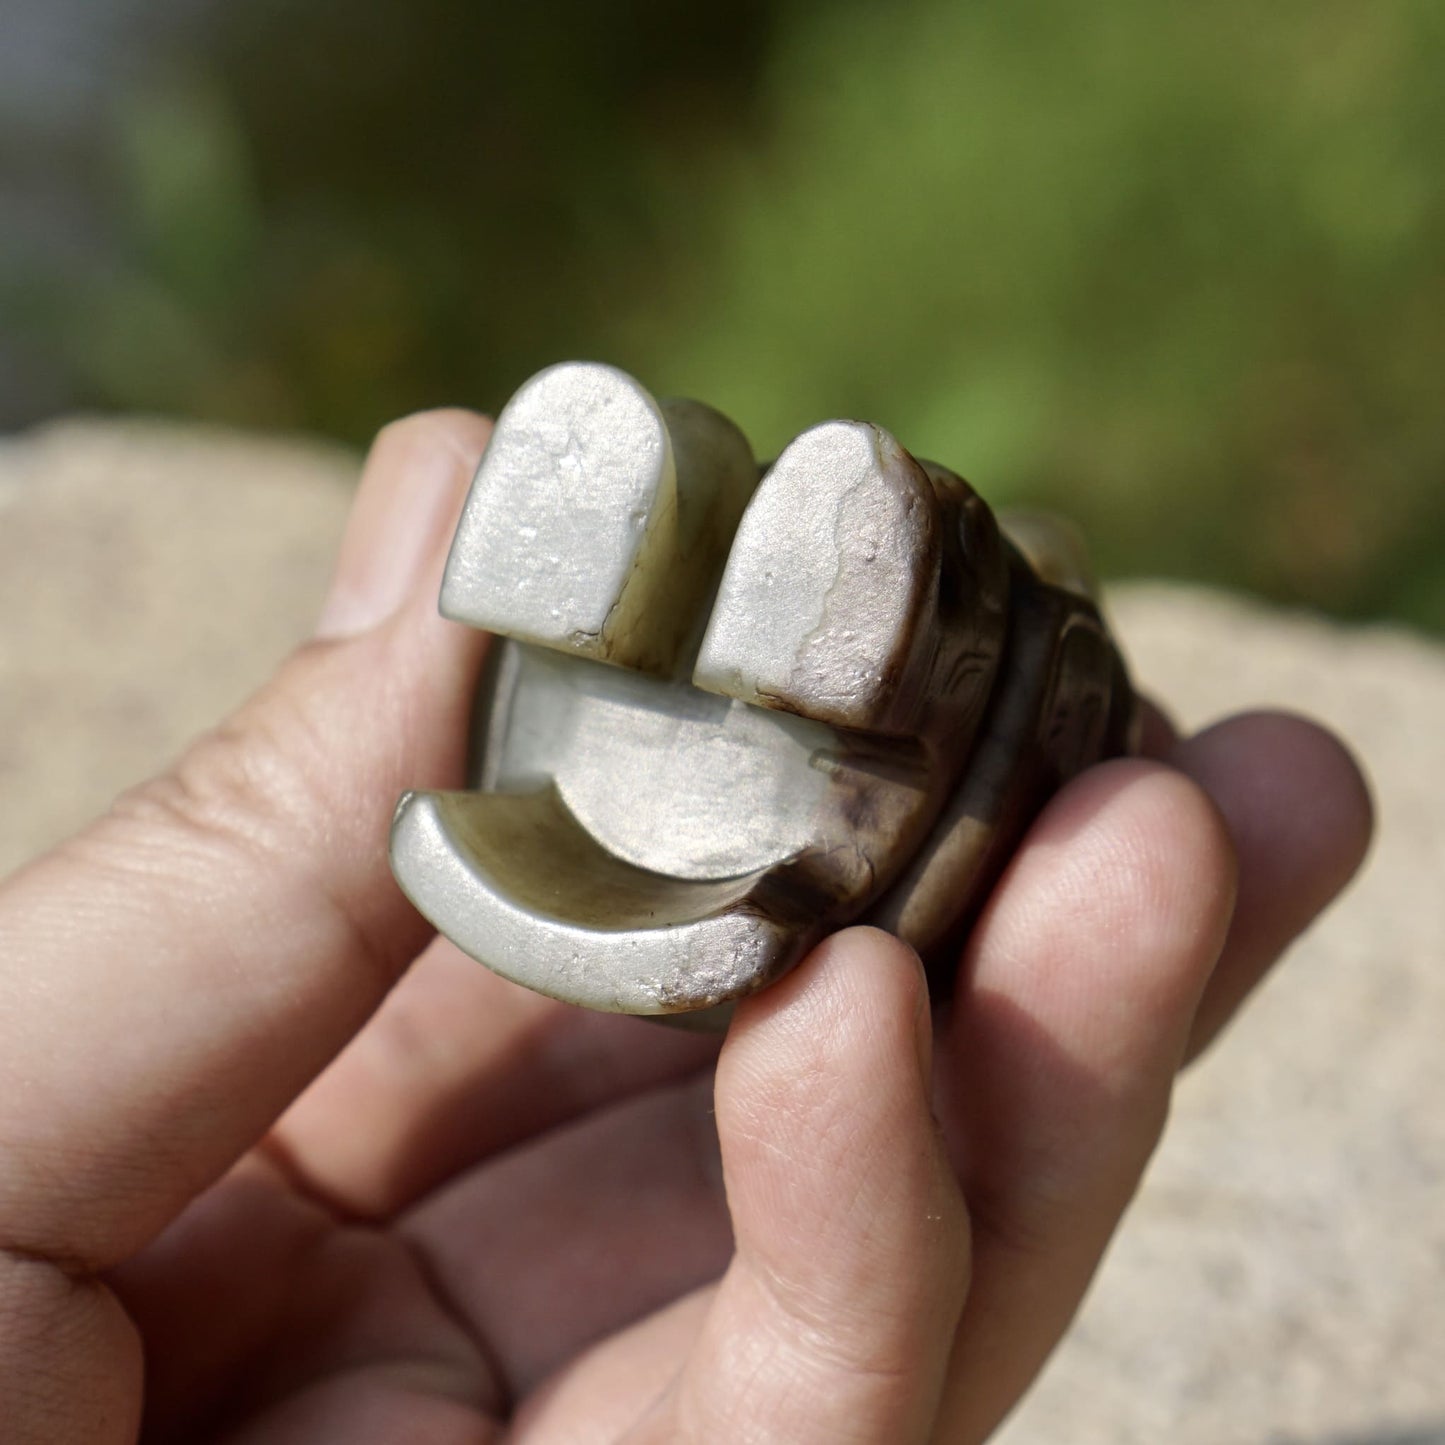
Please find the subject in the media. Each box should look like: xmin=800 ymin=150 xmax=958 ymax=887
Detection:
xmin=1 ymin=420 xmax=1441 ymax=1442
xmin=0 ymin=418 xmax=356 ymax=868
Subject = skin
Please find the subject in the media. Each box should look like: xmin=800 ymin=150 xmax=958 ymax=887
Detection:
xmin=0 ymin=411 xmax=1374 ymax=1444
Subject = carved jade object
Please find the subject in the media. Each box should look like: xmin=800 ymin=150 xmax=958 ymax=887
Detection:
xmin=389 ymin=362 xmax=1136 ymax=1023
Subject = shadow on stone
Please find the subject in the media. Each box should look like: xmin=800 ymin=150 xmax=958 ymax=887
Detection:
xmin=1281 ymin=1427 xmax=1445 ymax=1445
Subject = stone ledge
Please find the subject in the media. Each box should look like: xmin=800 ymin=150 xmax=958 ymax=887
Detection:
xmin=1 ymin=419 xmax=1441 ymax=1444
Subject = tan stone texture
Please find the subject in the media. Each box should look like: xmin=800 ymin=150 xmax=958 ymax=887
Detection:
xmin=1 ymin=421 xmax=1441 ymax=1443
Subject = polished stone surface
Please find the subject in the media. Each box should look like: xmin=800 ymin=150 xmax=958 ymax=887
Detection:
xmin=392 ymin=365 xmax=1129 ymax=1016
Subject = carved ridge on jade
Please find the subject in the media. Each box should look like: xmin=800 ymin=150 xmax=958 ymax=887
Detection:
xmin=389 ymin=361 xmax=1136 ymax=1024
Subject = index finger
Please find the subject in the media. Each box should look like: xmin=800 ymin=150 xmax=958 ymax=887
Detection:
xmin=0 ymin=411 xmax=489 ymax=1274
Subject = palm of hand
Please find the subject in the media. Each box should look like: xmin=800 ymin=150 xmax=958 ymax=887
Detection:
xmin=117 ymin=961 xmax=734 ymax=1443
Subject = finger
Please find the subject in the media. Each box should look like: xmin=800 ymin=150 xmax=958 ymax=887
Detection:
xmin=314 ymin=410 xmax=490 ymax=642
xmin=934 ymin=760 xmax=1236 ymax=1441
xmin=622 ymin=928 xmax=971 ymax=1445
xmin=0 ymin=409 xmax=491 ymax=1272
xmin=215 ymin=1379 xmax=499 ymax=1445
xmin=268 ymin=937 xmax=720 ymax=1219
xmin=399 ymin=1073 xmax=732 ymax=1402
xmin=1170 ymin=711 xmax=1373 ymax=1060
xmin=1135 ymin=693 xmax=1179 ymax=759
xmin=118 ymin=1073 xmax=728 ymax=1433
xmin=109 ymin=1155 xmax=504 ymax=1442
xmin=0 ymin=1250 xmax=140 ymax=1445
xmin=511 ymin=1288 xmax=714 ymax=1444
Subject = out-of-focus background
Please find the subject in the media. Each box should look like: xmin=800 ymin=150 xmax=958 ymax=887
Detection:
xmin=3 ymin=7 xmax=1444 ymax=1445
xmin=2 ymin=0 xmax=1443 ymax=630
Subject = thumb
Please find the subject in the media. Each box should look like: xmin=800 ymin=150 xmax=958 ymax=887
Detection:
xmin=627 ymin=928 xmax=971 ymax=1445
xmin=0 ymin=410 xmax=491 ymax=1272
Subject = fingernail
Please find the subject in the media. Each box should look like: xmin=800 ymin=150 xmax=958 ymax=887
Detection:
xmin=316 ymin=420 xmax=479 ymax=639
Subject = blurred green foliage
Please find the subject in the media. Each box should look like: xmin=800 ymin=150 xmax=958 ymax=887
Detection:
xmin=15 ymin=0 xmax=1445 ymax=630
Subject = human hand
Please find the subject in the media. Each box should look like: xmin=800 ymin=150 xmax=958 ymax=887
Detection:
xmin=0 ymin=411 xmax=1372 ymax=1444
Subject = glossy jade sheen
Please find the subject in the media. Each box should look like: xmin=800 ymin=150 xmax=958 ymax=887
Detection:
xmin=389 ymin=362 xmax=1136 ymax=1025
